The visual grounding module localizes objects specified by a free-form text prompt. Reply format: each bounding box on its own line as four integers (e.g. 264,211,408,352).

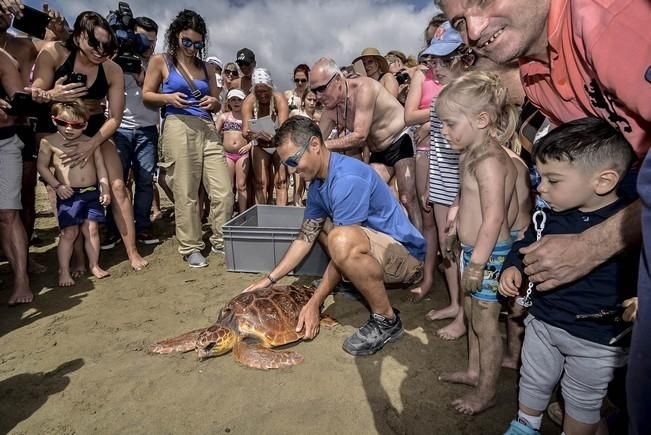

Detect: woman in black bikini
30,11,148,271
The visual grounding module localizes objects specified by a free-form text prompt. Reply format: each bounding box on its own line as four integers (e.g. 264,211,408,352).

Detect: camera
106,2,150,74
5,92,40,117
395,70,410,86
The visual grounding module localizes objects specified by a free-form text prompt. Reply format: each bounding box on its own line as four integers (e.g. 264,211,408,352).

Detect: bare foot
438,370,479,386
59,270,76,287
409,282,432,303
90,266,110,279
129,254,149,271
425,305,459,321
451,390,496,415
8,283,34,305
501,355,520,370
28,256,47,274
71,267,87,278
436,320,467,341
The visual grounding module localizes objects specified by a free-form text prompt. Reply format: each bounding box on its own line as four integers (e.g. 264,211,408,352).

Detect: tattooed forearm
297,218,325,244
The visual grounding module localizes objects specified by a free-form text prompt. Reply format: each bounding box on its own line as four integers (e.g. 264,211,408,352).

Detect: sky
20,0,440,90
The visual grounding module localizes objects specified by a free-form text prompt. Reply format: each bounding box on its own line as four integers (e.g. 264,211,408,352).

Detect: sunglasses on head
180,37,204,50
294,78,307,84
53,117,87,129
312,73,338,94
282,136,313,168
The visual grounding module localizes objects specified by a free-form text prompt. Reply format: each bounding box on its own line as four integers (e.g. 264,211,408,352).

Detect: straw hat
353,48,389,74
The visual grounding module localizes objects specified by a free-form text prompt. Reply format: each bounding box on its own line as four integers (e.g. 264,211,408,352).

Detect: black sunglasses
224,69,239,76
312,74,337,94
180,37,204,50
85,32,116,57
294,78,307,84
282,136,313,168
237,60,251,67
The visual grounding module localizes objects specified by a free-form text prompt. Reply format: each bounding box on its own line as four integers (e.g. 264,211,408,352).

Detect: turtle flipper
149,328,207,354
233,341,304,370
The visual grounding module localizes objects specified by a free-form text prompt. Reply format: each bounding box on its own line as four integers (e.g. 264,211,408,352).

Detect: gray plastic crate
223,205,329,275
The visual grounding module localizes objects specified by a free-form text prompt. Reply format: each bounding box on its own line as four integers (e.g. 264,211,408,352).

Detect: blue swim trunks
461,239,513,302
56,186,105,229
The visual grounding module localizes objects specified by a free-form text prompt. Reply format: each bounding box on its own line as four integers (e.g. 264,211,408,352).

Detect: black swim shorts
369,133,414,167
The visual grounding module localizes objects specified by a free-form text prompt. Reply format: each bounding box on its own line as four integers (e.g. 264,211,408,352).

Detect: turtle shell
219,285,315,347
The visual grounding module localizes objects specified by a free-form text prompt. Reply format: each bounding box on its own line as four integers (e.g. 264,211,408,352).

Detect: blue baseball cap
421,21,463,57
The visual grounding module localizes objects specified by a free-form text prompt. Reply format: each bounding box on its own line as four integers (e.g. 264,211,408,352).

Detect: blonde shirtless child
435,71,519,415
36,101,110,286
215,89,251,213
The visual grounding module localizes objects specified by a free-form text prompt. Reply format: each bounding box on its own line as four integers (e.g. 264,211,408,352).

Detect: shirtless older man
311,57,422,231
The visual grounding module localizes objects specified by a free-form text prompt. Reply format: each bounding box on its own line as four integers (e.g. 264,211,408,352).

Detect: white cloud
40,0,439,90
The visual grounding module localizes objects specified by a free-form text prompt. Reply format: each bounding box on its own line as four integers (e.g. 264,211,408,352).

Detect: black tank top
53,49,109,100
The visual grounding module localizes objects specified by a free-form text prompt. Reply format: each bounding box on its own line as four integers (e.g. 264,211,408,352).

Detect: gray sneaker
342,311,403,356
184,251,208,268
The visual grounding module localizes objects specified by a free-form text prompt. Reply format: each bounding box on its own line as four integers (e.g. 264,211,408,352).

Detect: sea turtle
149,285,332,370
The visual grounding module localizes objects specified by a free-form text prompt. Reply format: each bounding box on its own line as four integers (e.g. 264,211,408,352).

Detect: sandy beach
0,185,559,435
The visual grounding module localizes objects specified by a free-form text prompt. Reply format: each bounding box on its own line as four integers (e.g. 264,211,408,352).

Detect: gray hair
313,57,341,78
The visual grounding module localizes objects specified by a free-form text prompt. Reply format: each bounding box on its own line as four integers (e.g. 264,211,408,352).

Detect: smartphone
6,92,39,117
11,5,50,40
64,73,87,86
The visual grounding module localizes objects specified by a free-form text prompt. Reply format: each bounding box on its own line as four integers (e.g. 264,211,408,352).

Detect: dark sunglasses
237,60,251,67
85,32,116,57
224,69,239,76
294,78,307,84
180,37,204,50
282,136,313,168
312,74,337,94
52,117,87,129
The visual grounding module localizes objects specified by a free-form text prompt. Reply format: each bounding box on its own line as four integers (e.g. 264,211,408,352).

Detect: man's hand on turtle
296,300,320,339
242,276,273,293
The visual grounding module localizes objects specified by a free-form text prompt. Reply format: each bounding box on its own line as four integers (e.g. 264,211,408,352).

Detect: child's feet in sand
451,390,496,415
438,370,479,386
129,254,149,271
436,320,467,341
59,270,76,287
90,266,110,279
409,283,432,303
71,267,86,278
426,305,459,321
8,283,34,305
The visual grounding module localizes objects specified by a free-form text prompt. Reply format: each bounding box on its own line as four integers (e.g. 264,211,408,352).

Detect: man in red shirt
438,0,650,433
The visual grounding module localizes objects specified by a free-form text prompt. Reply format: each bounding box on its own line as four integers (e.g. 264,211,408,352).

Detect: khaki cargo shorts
360,226,423,285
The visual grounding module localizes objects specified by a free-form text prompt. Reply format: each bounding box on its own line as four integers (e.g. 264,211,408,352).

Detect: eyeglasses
312,74,337,94
282,136,313,168
53,117,87,130
180,37,204,50
294,78,307,84
224,69,239,77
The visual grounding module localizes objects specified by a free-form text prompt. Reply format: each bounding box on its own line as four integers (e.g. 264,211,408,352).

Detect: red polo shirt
520,0,651,159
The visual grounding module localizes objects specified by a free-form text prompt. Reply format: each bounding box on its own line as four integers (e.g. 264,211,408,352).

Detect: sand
0,185,560,435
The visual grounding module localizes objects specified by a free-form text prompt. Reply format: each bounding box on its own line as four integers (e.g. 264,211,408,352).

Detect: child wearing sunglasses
36,101,111,287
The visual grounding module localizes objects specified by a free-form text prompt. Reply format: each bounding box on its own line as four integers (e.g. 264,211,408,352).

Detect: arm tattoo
297,218,325,244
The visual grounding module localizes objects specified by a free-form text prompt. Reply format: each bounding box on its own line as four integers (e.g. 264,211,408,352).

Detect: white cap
206,56,223,70
226,88,246,100
251,68,274,88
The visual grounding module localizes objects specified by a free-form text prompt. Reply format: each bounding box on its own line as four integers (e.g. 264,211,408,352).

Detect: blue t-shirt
304,152,426,260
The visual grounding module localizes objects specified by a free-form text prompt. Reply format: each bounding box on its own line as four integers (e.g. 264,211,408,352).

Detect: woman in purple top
143,9,232,268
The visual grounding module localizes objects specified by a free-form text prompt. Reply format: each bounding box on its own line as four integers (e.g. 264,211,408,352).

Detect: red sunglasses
52,117,87,129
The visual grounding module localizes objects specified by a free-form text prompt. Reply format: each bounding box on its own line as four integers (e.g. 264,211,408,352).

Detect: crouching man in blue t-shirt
244,116,426,356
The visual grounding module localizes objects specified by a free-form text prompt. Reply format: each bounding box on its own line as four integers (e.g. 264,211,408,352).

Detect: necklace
335,80,348,138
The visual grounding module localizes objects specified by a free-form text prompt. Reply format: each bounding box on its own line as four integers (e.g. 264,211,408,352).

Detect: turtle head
195,325,236,360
